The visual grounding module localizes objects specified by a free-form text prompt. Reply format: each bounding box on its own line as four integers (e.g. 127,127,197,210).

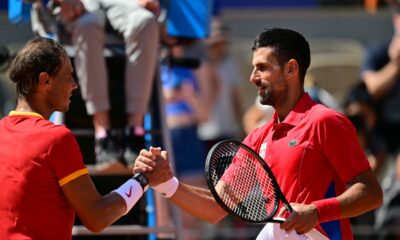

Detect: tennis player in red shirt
0,37,170,240
134,28,383,239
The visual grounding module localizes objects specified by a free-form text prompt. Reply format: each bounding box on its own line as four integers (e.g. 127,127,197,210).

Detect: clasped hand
133,147,174,187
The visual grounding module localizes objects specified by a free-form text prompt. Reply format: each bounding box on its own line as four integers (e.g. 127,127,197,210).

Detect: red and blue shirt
243,93,370,240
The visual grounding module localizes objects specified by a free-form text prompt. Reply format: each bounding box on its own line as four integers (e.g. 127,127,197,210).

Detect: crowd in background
1,0,400,239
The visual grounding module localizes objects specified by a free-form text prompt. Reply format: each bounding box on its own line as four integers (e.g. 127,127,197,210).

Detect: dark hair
252,28,311,82
8,37,67,98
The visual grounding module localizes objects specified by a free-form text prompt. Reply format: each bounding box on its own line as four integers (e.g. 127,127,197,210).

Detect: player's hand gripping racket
205,140,292,223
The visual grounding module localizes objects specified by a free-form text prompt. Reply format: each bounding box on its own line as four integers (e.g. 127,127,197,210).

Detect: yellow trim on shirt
59,168,89,186
9,111,44,119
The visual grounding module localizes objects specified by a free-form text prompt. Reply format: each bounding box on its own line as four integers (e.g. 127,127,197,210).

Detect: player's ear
285,59,298,79
38,72,50,86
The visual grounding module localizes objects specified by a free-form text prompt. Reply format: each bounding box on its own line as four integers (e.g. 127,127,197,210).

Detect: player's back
0,114,76,240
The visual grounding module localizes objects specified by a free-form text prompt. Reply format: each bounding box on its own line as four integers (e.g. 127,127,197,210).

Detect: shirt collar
272,93,316,128
9,111,44,119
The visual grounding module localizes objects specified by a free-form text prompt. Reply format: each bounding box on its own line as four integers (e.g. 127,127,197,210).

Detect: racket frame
205,140,293,224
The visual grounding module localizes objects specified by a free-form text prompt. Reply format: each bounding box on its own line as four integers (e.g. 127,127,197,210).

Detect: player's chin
259,94,271,105
57,103,70,113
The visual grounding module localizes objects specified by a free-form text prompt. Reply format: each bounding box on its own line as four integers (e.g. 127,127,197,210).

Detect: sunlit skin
15,56,78,120
250,47,287,106
249,47,303,122
45,57,78,113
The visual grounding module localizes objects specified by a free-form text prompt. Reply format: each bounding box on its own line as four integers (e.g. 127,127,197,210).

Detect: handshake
132,147,179,198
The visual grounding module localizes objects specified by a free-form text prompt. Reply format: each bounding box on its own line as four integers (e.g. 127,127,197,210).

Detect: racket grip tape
312,198,341,223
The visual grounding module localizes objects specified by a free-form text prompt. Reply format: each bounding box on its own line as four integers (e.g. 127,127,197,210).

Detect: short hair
8,37,68,98
252,28,311,82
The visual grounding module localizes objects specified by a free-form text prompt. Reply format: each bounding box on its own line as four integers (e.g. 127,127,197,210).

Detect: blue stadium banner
166,0,213,39
8,0,32,24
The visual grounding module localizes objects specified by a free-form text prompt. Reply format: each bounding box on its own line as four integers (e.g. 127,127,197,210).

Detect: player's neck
276,89,304,123
15,98,51,120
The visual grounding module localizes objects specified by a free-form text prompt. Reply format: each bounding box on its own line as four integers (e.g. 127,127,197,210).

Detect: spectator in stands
361,1,400,237
342,82,387,238
0,46,16,118
31,0,160,172
197,20,245,152
160,41,209,240
242,96,275,135
343,82,387,175
361,0,400,176
160,42,207,182
0,36,169,239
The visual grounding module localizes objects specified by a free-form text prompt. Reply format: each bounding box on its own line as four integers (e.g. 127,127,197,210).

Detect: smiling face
46,57,78,113
250,47,288,108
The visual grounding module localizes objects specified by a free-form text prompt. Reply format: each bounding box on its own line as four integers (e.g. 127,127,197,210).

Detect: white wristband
153,177,179,198
113,179,144,215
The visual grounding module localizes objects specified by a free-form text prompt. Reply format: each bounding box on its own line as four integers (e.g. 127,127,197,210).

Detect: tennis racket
205,140,292,224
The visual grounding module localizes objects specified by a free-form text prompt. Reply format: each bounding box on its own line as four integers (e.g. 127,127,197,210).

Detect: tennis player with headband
0,37,172,240
134,28,383,239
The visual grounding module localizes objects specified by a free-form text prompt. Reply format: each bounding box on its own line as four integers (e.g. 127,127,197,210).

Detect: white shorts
256,222,329,240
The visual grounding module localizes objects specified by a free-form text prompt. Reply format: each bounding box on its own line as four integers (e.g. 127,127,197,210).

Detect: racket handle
284,202,293,213
271,217,286,223
279,190,293,212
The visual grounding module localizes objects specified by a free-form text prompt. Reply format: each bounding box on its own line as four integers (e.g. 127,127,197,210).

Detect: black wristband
133,173,148,191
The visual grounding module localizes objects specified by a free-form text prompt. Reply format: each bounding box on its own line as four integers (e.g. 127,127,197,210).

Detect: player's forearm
64,175,143,232
78,192,127,232
169,183,227,224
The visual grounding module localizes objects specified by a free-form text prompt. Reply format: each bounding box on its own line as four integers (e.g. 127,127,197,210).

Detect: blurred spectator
0,46,10,67
304,75,341,112
160,42,207,181
242,96,275,135
31,0,160,172
160,42,208,240
343,81,387,176
343,82,388,239
0,46,16,119
361,0,400,166
198,20,245,152
361,1,400,238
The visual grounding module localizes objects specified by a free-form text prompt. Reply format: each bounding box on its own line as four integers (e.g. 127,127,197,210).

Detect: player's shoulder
40,121,74,139
308,103,347,125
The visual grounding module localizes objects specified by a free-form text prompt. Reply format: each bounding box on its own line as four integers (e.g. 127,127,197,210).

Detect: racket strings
209,143,279,222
